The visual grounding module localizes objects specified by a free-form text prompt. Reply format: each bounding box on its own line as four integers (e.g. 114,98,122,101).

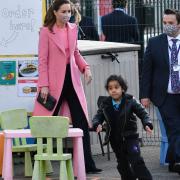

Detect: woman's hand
84,67,92,85
40,87,49,103
96,124,102,133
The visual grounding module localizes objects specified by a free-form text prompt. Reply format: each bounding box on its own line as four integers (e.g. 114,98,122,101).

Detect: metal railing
45,0,180,145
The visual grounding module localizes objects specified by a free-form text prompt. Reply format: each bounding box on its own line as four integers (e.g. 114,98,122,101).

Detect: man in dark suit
140,9,180,174
101,0,139,43
70,0,99,41
79,16,99,41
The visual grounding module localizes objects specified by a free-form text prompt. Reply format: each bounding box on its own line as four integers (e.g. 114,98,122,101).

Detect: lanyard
169,44,180,61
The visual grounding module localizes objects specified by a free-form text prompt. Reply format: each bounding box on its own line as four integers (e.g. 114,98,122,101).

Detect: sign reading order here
0,0,43,55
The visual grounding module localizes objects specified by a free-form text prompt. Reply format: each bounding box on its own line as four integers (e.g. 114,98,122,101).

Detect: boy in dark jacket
93,75,153,180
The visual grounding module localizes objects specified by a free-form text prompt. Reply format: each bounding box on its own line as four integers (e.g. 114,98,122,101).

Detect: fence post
135,0,144,76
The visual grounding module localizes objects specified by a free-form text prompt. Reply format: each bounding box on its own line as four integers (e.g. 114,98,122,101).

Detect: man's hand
141,98,150,108
145,126,153,135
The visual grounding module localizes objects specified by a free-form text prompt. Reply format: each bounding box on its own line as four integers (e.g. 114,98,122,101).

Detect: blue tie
114,104,119,111
171,39,180,93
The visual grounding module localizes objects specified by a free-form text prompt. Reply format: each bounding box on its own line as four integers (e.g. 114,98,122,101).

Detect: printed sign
0,0,43,55
0,61,16,85
18,59,38,77
18,79,38,97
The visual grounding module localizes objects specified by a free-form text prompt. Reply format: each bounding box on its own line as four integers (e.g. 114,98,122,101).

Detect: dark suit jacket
79,16,99,41
140,33,170,107
101,10,139,43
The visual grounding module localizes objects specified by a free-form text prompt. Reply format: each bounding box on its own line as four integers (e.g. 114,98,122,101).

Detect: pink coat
33,23,91,127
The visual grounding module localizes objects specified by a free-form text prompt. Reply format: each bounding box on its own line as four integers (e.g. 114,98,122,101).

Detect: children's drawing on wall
18,79,37,97
0,61,16,85
18,59,38,77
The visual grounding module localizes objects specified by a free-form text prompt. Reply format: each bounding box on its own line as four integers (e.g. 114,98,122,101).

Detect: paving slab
1,146,180,180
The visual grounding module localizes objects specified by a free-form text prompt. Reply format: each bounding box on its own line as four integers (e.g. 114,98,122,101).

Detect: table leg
73,137,86,180
2,136,6,178
73,137,78,177
3,138,13,180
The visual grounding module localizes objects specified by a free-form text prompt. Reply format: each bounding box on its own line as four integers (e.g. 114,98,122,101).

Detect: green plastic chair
0,109,52,177
30,116,74,180
0,109,35,176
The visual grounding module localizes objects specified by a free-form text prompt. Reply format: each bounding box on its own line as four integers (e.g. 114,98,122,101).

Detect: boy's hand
145,126,153,135
96,124,102,133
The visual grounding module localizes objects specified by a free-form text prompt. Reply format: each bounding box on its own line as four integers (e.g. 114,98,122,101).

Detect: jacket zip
102,100,127,143
102,108,111,143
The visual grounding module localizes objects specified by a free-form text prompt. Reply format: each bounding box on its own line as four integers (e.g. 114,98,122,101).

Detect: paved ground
2,146,180,180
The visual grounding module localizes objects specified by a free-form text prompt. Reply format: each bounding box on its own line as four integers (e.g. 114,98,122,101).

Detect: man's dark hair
112,0,127,9
164,9,180,24
105,74,128,92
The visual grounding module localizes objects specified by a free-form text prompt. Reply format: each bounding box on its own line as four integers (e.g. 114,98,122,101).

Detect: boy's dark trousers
110,137,152,180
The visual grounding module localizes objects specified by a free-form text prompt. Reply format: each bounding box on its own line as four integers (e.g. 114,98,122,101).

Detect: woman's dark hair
71,0,80,3
105,74,128,92
44,0,71,32
164,9,180,24
112,0,127,9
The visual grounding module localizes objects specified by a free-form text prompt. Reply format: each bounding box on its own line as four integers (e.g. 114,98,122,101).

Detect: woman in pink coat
33,0,102,173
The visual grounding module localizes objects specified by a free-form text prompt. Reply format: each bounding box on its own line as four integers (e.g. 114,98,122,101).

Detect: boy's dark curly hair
105,74,128,92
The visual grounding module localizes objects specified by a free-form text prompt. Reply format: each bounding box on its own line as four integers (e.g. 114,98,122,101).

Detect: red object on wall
99,0,112,16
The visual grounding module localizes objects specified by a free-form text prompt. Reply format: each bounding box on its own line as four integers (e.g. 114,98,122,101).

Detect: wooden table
2,128,86,180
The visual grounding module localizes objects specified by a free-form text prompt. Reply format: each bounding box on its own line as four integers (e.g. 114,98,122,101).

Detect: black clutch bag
37,92,57,111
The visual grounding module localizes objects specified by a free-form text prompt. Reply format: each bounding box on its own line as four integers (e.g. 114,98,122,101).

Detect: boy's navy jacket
92,94,153,145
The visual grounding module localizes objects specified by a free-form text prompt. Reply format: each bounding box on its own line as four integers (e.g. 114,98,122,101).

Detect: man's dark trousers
158,94,180,163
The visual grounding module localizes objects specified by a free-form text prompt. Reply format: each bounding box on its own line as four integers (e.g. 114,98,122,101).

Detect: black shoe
86,167,102,174
169,163,180,175
168,163,175,172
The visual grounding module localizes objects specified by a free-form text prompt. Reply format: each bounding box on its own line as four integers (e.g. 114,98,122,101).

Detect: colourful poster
18,79,38,97
0,61,16,85
18,59,38,78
